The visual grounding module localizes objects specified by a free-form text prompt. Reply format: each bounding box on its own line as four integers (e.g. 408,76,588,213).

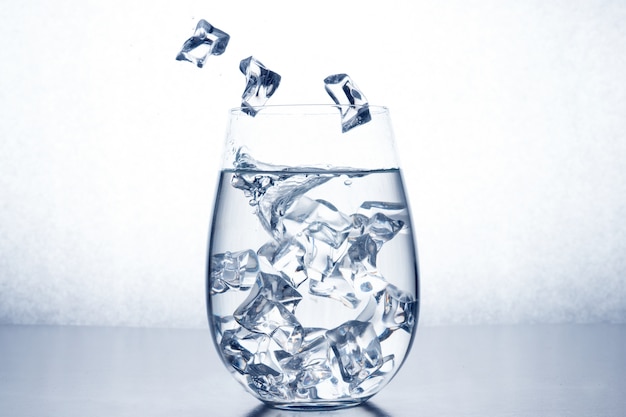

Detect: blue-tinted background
1,0,625,327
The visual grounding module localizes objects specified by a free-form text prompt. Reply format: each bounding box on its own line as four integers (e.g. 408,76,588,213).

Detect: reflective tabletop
1,324,624,416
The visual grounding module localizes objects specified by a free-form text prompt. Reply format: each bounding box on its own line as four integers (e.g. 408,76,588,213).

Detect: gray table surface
0,323,624,417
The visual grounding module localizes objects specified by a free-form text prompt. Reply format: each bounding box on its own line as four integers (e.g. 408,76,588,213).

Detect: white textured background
1,0,625,327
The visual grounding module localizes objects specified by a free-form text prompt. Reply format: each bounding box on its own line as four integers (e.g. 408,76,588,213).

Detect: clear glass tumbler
206,104,419,410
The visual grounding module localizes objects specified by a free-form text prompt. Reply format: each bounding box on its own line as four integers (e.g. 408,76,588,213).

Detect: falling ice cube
326,320,383,384
239,56,282,116
176,19,230,68
323,73,372,133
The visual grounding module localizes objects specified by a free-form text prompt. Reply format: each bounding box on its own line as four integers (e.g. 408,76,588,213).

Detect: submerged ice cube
232,171,334,239
234,272,304,353
220,327,276,375
234,295,303,353
323,74,372,133
366,213,405,245
176,19,230,68
231,172,280,207
248,372,292,402
381,284,417,332
369,284,418,342
347,234,378,266
258,239,308,288
302,235,349,283
284,197,353,248
279,334,333,389
358,201,410,234
257,272,303,312
239,56,282,116
326,320,383,383
350,354,395,396
309,269,360,309
210,250,259,294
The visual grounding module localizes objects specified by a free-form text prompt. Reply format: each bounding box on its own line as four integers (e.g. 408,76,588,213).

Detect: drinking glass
206,104,419,410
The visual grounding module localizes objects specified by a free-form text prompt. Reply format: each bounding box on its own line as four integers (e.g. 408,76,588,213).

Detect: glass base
265,398,367,411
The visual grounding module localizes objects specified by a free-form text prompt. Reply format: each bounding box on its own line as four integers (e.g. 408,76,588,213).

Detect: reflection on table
0,324,624,416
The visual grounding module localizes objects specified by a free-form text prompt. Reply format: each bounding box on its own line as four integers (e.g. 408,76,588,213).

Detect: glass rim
228,103,390,115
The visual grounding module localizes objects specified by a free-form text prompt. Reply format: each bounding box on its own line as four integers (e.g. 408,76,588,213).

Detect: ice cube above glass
206,104,420,410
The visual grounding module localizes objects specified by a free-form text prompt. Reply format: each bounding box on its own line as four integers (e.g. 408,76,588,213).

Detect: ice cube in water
326,320,383,383
210,250,259,294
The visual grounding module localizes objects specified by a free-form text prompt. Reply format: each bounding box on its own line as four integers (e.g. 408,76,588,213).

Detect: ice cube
279,334,333,389
350,355,395,396
368,283,418,342
254,174,334,239
347,234,378,266
239,56,282,116
257,239,308,288
231,172,279,206
258,272,303,313
366,213,405,245
352,203,408,251
303,236,349,283
308,269,360,309
353,270,388,299
234,295,303,353
323,73,372,132
355,295,379,323
306,221,351,250
212,314,240,337
248,372,293,402
220,327,274,375
234,272,304,353
284,197,353,248
358,201,410,235
345,234,389,299
210,250,259,294
360,201,406,211
232,170,335,239
381,284,417,332
176,19,230,68
326,320,383,383
239,271,302,315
